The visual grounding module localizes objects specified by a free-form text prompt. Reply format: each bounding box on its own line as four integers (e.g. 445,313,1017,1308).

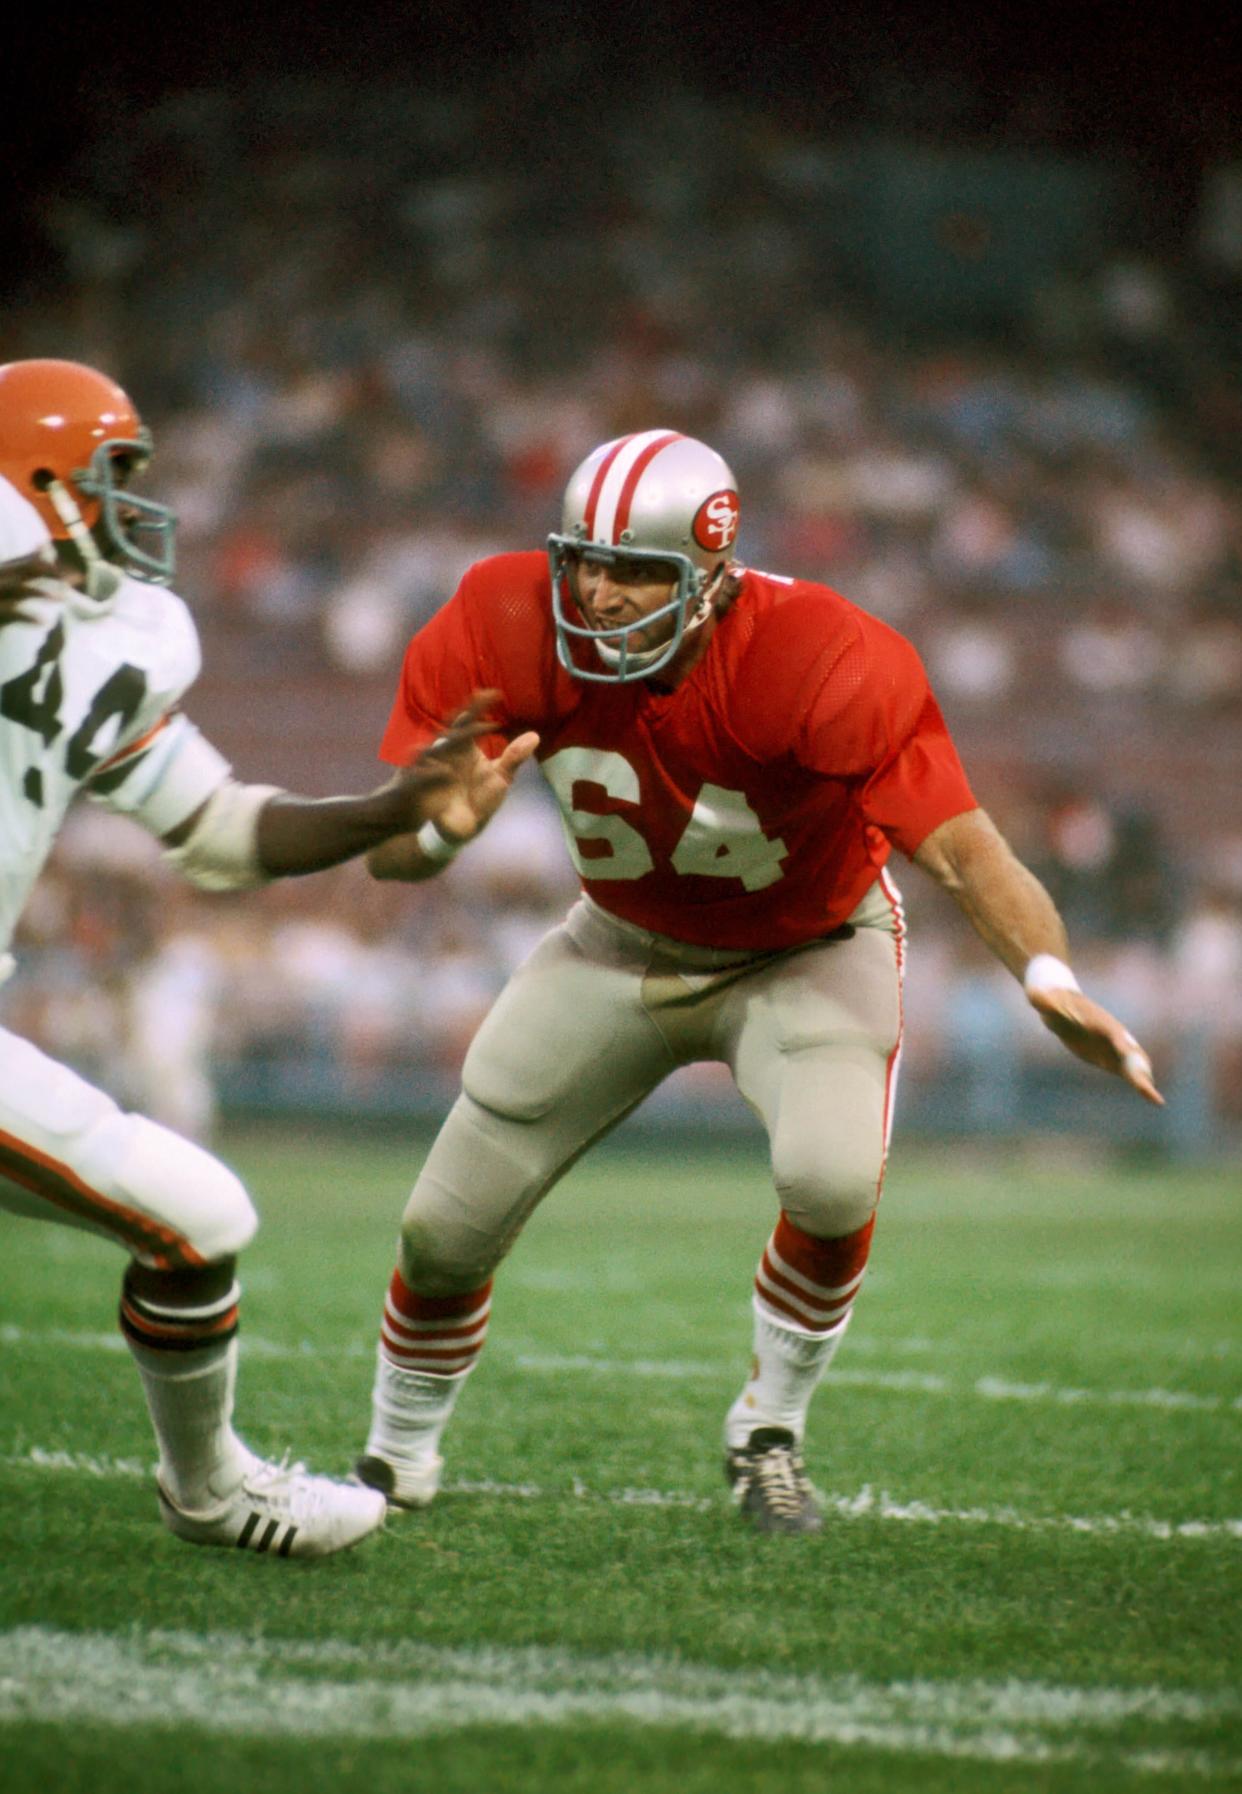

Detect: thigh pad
463,926,666,1122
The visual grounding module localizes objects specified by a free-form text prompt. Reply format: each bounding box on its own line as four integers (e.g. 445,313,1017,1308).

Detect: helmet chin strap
42,479,119,602
592,591,714,673
592,568,725,674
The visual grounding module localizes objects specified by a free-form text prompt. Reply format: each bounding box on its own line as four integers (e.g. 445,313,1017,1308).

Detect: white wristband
1023,953,1081,997
416,818,462,864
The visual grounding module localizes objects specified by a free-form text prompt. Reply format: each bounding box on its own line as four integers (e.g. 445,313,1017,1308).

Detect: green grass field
1,1128,1239,1793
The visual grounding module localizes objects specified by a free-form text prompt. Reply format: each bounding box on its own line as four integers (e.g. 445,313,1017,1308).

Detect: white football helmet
548,430,740,683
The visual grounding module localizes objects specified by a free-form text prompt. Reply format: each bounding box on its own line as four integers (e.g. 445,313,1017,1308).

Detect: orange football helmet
0,358,175,582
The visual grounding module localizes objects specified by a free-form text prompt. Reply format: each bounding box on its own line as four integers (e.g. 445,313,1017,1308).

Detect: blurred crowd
3,81,1239,1149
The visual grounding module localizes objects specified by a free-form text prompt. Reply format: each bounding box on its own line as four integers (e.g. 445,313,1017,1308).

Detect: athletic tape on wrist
416,818,462,863
1023,953,1081,997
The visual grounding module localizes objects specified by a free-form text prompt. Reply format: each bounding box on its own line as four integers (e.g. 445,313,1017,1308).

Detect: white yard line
0,1322,366,1361
512,1351,1240,1415
3,1447,1239,1543
3,1323,1237,1412
0,1627,1235,1777
6,1447,149,1480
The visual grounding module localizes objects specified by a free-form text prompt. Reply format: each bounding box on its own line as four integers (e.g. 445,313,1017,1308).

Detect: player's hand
385,692,497,811
398,690,541,844
1027,987,1164,1106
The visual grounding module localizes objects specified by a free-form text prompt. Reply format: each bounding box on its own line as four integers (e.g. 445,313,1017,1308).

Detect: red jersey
380,552,976,950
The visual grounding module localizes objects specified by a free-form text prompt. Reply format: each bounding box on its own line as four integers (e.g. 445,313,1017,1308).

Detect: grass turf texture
1,1127,1239,1792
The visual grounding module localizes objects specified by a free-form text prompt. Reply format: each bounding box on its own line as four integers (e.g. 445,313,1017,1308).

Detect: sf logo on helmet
692,489,740,553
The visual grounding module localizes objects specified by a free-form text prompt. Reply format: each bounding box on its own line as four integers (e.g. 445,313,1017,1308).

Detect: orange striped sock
120,1260,249,1508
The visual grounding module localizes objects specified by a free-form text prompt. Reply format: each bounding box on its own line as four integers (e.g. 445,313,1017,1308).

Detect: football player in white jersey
0,359,537,1558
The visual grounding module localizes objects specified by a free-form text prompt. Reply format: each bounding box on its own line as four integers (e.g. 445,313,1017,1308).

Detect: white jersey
0,573,230,958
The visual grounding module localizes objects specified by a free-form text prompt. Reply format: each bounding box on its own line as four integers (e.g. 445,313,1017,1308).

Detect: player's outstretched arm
158,691,537,888
913,807,1164,1106
366,692,541,883
251,691,537,878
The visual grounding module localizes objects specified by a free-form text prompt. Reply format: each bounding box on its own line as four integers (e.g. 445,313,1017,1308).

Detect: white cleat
158,1455,387,1558
351,1450,443,1510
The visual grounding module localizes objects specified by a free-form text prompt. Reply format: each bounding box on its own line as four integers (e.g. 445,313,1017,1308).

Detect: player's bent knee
397,1207,500,1294
115,1116,257,1261
773,1155,879,1239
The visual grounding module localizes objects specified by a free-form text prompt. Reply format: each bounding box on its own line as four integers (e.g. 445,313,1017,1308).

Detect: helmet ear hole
0,359,175,581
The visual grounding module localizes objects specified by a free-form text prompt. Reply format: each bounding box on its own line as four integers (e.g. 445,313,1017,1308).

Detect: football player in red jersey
353,429,1162,1534
0,361,537,1557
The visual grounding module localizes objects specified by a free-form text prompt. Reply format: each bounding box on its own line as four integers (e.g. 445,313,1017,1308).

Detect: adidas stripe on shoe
158,1454,386,1558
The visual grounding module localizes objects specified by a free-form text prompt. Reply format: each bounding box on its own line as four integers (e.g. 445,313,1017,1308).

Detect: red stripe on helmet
612,432,682,541
581,436,635,539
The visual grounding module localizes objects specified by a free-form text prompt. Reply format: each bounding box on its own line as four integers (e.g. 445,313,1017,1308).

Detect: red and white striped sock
366,1269,492,1470
725,1212,875,1449
380,1269,493,1374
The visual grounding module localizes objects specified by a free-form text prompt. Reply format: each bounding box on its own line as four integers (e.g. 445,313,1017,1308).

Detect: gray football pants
397,881,904,1293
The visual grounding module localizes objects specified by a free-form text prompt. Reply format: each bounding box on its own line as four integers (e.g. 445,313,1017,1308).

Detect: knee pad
398,1207,502,1295
771,1143,879,1239
395,1093,552,1293
111,1115,257,1264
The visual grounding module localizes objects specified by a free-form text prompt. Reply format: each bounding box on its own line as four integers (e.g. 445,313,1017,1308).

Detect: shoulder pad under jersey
77,573,203,716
